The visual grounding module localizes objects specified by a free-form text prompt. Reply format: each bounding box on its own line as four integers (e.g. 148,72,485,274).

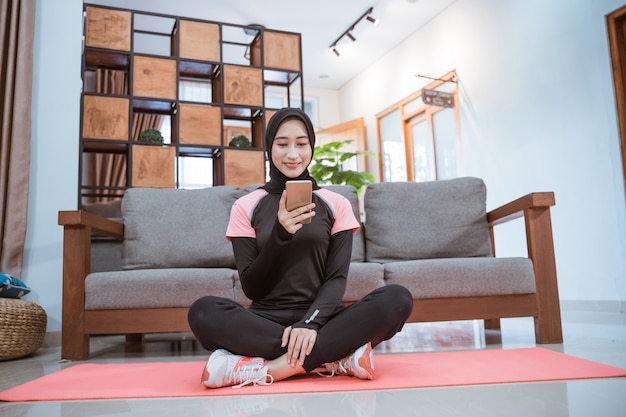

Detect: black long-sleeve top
226,188,359,330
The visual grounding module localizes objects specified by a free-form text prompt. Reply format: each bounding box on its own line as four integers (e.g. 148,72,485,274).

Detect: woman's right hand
278,190,315,234
281,326,317,367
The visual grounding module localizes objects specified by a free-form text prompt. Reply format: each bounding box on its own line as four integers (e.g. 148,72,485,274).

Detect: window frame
376,70,460,182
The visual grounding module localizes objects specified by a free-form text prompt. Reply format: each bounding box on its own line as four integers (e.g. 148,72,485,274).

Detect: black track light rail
329,7,377,56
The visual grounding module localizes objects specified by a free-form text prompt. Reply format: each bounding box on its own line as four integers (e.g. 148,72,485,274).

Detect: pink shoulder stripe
314,188,360,235
225,189,267,239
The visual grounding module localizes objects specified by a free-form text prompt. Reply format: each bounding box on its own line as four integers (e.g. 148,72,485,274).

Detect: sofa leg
534,314,563,344
62,331,90,361
525,206,563,344
125,333,145,353
484,318,501,331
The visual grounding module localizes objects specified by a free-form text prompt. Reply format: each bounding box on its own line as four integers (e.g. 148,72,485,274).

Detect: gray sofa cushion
122,187,240,270
233,275,252,307
323,185,365,262
384,257,536,298
363,177,492,262
91,239,123,273
85,268,237,309
343,262,385,302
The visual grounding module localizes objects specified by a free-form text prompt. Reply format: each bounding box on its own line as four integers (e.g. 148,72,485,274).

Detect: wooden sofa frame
58,191,562,361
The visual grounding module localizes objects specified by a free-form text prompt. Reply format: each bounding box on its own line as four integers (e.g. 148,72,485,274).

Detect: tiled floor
1,307,625,417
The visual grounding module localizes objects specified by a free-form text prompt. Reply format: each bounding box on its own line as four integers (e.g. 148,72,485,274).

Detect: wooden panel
133,56,177,100
179,104,221,146
223,149,265,188
85,6,131,51
251,35,262,66
82,95,129,140
223,65,263,106
179,20,220,61
406,295,538,323
131,145,176,188
251,116,264,148
263,31,300,71
265,109,277,126
85,308,191,334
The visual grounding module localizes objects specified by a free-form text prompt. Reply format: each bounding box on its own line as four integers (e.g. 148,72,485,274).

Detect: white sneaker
319,343,375,380
201,349,274,388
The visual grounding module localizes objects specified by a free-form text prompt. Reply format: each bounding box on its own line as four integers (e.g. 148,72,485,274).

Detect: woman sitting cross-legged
187,107,413,388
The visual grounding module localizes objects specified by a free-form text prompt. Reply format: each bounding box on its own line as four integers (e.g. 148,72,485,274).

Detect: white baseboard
560,300,626,313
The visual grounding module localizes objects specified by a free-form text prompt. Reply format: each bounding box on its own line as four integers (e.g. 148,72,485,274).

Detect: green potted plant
228,135,252,148
310,139,375,196
138,128,164,144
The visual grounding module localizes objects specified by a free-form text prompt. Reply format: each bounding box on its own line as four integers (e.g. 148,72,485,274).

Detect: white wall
24,0,83,333
23,0,626,335
305,86,341,130
338,0,626,302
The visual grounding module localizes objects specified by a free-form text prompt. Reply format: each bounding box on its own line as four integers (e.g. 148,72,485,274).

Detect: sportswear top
226,188,359,330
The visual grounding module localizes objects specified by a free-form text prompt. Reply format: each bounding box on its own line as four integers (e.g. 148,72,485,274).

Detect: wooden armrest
59,210,125,359
487,192,555,226
486,191,562,342
58,210,123,239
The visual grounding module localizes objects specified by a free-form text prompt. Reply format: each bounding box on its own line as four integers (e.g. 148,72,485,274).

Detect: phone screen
285,180,313,224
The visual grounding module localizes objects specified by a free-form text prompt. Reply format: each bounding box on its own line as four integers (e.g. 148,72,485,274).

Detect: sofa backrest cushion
363,177,492,263
322,185,365,262
122,186,241,270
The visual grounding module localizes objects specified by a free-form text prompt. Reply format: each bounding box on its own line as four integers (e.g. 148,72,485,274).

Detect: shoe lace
229,367,274,389
316,357,351,378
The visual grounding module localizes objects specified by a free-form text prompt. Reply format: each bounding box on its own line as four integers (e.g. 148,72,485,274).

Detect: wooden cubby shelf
79,4,304,204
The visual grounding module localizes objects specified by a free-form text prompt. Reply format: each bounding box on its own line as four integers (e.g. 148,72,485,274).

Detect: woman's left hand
281,326,317,367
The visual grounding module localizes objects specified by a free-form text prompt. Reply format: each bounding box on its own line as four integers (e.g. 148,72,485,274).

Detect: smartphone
285,180,313,224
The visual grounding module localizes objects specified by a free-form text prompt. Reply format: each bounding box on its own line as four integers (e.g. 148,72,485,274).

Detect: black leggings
187,284,413,373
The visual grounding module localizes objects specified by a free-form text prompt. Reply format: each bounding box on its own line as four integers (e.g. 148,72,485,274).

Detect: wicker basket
0,298,47,361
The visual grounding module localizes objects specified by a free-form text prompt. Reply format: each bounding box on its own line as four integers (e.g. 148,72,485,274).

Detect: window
265,91,319,128
377,71,460,182
379,109,406,181
178,156,213,189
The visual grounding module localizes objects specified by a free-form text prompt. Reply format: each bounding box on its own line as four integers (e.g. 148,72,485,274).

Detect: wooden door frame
375,70,458,182
607,5,626,190
404,110,436,182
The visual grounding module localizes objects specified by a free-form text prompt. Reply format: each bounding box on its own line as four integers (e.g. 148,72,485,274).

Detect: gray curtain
0,0,35,277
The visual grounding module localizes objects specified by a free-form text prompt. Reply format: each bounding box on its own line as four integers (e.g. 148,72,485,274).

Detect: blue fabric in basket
0,272,31,298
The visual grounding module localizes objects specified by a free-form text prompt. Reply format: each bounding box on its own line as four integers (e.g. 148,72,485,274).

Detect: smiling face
271,118,313,178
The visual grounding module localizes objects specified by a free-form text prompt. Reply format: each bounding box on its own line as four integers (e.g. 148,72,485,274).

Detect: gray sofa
58,177,563,360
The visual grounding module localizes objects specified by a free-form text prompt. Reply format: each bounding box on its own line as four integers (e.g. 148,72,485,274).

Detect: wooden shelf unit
79,4,304,204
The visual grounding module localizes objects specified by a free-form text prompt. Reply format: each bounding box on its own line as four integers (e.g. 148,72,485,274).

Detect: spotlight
366,15,378,26
347,32,356,42
332,46,340,56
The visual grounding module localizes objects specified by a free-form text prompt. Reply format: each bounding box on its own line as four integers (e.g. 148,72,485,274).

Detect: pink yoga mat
1,348,625,402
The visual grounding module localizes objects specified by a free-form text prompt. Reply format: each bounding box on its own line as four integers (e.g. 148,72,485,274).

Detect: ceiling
86,0,457,89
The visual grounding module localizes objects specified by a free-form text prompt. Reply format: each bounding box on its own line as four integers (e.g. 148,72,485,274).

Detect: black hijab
262,107,320,194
